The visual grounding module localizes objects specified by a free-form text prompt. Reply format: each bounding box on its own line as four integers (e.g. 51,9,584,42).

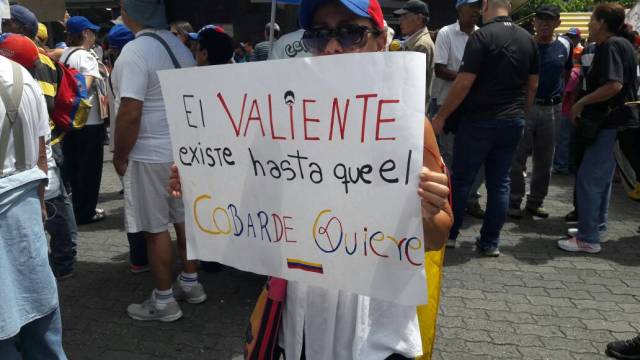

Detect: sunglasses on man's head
302,24,381,54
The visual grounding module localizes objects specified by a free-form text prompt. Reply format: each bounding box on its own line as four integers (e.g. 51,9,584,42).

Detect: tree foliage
517,0,637,16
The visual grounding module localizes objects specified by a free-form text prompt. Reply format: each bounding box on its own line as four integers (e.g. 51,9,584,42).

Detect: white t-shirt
432,21,478,105
280,282,422,360
0,57,50,177
269,30,311,60
61,47,103,126
43,133,61,200
111,29,196,163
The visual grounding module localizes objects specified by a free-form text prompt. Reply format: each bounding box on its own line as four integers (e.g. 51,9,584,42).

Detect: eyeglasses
302,24,381,54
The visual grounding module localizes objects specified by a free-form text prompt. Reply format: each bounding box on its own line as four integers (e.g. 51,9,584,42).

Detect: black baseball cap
393,0,429,17
535,4,561,19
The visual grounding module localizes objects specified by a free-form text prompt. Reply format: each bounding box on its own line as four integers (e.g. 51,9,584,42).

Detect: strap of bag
139,32,182,69
0,61,25,177
62,48,82,67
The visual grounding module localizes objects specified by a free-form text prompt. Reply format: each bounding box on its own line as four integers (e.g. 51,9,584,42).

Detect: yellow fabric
38,80,56,98
38,53,56,71
417,247,446,360
37,23,48,43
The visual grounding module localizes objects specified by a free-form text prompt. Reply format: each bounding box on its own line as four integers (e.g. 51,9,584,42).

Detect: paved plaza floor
59,153,640,359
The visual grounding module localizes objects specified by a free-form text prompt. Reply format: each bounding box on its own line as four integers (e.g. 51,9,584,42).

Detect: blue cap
66,16,100,34
190,25,225,41
123,0,168,30
108,24,135,49
456,0,480,8
10,5,39,39
299,0,385,30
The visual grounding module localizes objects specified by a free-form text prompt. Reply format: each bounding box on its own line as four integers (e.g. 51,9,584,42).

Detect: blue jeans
553,115,573,174
45,183,77,276
449,118,525,249
0,308,67,360
576,129,617,244
434,102,485,207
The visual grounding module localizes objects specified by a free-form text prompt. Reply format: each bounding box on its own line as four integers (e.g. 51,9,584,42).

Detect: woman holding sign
169,0,451,358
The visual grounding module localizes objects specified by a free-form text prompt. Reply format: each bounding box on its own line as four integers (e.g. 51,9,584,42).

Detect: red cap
300,0,385,31
0,33,39,69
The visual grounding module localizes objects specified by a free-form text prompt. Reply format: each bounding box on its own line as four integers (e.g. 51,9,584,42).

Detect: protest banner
159,52,428,305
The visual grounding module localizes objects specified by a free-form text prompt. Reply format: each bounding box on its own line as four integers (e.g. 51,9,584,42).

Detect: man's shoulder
413,30,434,49
255,41,270,50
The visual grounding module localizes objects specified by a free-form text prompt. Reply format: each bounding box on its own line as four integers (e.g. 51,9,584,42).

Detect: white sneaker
446,239,456,249
173,282,207,304
567,228,608,243
127,293,183,322
557,237,602,254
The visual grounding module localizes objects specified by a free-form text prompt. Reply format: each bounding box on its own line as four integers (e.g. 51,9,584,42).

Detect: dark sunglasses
302,24,381,54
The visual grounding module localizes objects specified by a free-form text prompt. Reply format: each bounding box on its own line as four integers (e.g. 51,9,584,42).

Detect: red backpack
51,49,92,131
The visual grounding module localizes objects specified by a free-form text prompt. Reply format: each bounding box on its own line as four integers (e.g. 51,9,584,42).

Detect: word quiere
312,209,423,267
182,92,401,143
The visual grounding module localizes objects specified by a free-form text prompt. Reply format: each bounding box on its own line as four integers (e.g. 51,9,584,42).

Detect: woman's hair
593,3,635,43
65,32,84,47
170,20,194,37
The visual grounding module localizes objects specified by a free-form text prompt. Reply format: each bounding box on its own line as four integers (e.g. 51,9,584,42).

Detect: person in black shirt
509,5,573,220
432,0,539,256
558,3,639,255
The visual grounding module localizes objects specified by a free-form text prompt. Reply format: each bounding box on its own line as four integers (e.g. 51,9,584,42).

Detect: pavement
58,151,640,359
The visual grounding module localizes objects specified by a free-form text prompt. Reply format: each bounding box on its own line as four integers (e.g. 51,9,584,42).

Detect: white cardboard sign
159,52,428,305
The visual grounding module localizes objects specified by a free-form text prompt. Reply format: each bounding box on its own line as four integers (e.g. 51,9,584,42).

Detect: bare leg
174,223,198,274
145,231,173,291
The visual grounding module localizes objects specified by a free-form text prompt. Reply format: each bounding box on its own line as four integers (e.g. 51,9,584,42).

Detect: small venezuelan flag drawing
286,258,324,274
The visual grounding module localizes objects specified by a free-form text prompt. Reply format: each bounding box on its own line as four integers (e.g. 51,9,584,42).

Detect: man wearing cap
509,4,573,219
194,25,234,66
432,0,484,234
394,0,435,112
113,0,205,322
60,16,106,226
432,0,539,256
2,5,39,39
252,22,281,62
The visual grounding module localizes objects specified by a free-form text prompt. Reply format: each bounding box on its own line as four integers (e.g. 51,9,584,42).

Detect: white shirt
0,57,50,177
43,133,61,200
61,47,103,126
269,30,311,60
432,21,478,105
280,282,422,360
112,29,196,163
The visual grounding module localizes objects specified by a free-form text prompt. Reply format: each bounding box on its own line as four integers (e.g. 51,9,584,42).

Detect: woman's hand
418,167,450,221
168,164,182,199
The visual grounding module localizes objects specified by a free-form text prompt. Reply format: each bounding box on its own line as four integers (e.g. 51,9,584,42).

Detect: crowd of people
0,0,639,358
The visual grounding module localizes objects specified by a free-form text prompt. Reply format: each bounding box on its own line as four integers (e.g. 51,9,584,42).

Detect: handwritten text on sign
159,52,427,305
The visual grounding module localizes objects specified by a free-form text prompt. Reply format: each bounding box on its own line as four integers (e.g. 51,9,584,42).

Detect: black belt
535,96,562,106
